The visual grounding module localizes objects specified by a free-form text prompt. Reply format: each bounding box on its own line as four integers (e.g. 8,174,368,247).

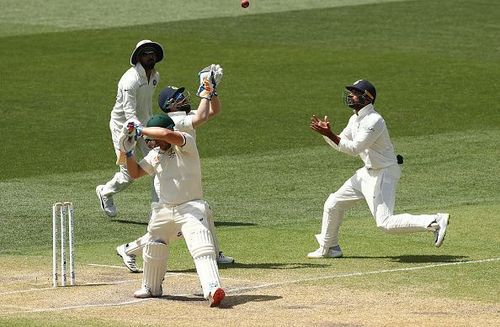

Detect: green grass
0,0,499,325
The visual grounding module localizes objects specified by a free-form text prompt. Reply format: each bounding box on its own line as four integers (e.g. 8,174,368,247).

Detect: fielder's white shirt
139,133,203,206
110,63,160,126
323,104,397,169
168,111,196,136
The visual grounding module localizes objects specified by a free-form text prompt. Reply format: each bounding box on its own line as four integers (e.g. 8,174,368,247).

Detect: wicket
52,202,75,287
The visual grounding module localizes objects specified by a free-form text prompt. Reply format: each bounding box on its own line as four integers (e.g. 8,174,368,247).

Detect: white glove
118,120,142,155
124,118,143,139
211,64,223,86
196,65,216,100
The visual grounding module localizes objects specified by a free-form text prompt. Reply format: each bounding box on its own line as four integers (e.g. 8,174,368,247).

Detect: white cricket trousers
317,165,437,248
146,200,221,298
124,200,221,256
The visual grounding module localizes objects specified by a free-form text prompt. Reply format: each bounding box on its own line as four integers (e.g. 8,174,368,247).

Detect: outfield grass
0,0,499,325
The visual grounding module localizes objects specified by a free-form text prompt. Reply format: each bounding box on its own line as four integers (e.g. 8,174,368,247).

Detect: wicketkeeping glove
211,64,223,85
196,65,216,100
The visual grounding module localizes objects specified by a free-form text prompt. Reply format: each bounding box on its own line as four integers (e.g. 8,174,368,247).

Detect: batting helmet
345,79,376,103
146,114,175,130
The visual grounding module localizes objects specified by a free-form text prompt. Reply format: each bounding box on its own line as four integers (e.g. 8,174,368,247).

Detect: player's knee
376,215,392,233
143,241,169,262
324,194,346,213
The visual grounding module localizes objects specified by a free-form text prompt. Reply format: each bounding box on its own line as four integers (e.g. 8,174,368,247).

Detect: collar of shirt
134,63,155,79
356,103,375,120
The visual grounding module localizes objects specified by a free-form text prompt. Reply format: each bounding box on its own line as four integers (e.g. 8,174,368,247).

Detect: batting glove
118,129,137,155
196,65,216,100
124,118,143,139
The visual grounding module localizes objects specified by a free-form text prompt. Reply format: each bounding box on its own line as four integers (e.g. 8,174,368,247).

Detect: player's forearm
142,127,185,146
192,98,210,128
209,95,221,119
125,154,146,179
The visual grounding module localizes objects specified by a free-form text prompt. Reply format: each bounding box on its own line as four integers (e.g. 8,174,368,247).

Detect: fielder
118,113,225,307
116,65,234,272
308,79,449,258
96,39,163,217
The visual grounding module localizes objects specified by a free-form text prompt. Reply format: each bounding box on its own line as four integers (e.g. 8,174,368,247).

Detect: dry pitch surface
1,257,498,326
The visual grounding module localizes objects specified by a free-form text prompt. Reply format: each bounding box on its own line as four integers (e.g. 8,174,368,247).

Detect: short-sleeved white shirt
323,104,397,169
168,111,197,137
139,133,203,205
110,63,160,127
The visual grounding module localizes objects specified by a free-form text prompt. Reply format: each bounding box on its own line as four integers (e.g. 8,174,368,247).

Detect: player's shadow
160,294,281,308
112,220,256,227
214,222,257,227
347,254,468,263
169,262,329,273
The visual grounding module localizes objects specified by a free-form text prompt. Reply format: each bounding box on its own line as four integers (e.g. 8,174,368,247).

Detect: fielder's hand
196,65,217,99
211,64,223,86
310,115,332,136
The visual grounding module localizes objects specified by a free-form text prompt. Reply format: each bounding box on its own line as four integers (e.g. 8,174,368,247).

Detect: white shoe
208,287,225,307
434,213,450,247
307,245,343,259
116,244,140,273
134,286,162,298
96,185,117,217
217,251,235,264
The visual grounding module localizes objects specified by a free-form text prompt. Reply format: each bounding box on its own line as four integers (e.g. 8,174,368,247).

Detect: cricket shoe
96,185,117,217
433,213,450,247
133,286,163,298
217,251,235,264
307,245,343,259
208,287,225,307
116,244,140,273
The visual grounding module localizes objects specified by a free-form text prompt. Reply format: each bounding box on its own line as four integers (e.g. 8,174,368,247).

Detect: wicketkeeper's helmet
146,114,175,130
158,86,191,113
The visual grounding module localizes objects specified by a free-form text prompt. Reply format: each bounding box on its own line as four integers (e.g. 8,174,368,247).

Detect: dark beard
143,60,156,70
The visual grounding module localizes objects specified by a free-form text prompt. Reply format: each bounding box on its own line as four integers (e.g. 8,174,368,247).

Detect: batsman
308,79,450,258
117,112,225,306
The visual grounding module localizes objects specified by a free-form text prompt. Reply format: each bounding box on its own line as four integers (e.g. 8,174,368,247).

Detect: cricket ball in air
241,0,249,8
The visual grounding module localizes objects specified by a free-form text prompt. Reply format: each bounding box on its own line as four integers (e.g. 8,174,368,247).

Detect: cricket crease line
226,257,500,294
87,263,253,282
0,280,138,296
0,298,152,315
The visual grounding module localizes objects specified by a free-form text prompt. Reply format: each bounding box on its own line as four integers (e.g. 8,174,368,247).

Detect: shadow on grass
112,220,257,227
169,262,330,273
347,255,468,263
112,219,148,226
160,294,282,308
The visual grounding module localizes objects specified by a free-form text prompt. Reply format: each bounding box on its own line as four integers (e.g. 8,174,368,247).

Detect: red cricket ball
241,0,249,8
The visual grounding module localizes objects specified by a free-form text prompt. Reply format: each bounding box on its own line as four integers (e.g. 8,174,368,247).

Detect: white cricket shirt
168,111,196,136
110,63,160,126
323,104,398,169
139,133,203,205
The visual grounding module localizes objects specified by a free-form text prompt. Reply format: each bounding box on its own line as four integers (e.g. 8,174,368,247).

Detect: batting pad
184,227,220,298
185,228,215,259
142,241,169,296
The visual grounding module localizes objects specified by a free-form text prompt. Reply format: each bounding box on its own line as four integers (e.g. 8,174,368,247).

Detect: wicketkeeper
308,79,449,258
118,112,225,307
